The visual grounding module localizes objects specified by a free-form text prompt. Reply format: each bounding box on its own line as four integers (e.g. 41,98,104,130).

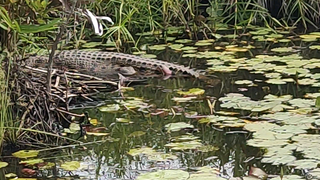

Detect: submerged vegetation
2,0,320,179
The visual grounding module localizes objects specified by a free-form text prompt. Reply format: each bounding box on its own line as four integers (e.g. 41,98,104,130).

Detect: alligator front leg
158,65,172,76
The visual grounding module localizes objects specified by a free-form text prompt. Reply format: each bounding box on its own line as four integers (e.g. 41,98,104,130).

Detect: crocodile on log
25,50,200,78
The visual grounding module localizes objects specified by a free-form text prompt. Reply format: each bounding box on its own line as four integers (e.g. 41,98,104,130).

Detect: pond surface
4,27,320,180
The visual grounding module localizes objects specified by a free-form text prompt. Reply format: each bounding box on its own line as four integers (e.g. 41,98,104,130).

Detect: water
4,30,320,179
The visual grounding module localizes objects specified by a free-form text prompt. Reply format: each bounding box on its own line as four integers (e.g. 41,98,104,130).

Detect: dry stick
55,108,85,117
46,27,63,96
63,72,70,111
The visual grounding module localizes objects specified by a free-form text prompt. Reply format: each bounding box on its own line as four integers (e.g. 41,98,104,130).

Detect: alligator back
56,50,200,77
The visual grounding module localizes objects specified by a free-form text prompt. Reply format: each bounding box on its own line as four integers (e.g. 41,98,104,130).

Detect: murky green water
5,28,320,179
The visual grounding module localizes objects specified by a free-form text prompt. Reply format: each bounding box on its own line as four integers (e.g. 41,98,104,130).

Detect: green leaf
60,161,80,171
12,150,40,159
315,96,320,108
0,161,8,168
19,19,60,33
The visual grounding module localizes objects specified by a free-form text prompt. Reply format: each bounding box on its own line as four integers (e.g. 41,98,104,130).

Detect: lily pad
165,140,203,150
271,47,293,53
177,88,205,96
165,122,194,132
0,162,8,168
136,170,189,180
60,161,80,171
12,150,40,159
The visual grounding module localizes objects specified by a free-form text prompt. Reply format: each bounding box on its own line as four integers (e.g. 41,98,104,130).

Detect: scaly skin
55,50,200,77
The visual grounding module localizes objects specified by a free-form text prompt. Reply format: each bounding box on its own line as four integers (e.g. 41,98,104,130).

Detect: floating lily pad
208,65,238,72
172,96,197,102
86,132,109,136
0,162,8,168
298,78,318,85
136,170,189,180
309,168,320,179
271,47,294,53
235,80,253,85
148,44,167,50
60,161,80,171
171,134,199,142
194,41,213,46
278,39,291,43
265,79,287,85
288,159,320,169
247,139,288,148
262,154,296,165
301,38,317,42
282,68,309,75
69,123,80,133
165,140,203,150
225,45,248,52
177,88,205,96
128,147,155,156
169,43,184,50
116,118,133,123
309,45,320,50
99,104,120,112
165,122,194,132
266,33,284,38
288,98,315,108
20,159,44,166
128,131,146,137
250,29,270,35
299,34,320,39
269,175,304,180
175,39,193,44
120,98,149,109
181,46,197,51
12,150,40,159
199,115,245,127
141,54,157,59
89,119,98,126
166,37,176,42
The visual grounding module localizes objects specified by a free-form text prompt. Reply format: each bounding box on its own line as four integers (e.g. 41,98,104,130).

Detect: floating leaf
271,47,293,52
235,80,253,85
141,54,157,59
86,132,109,136
148,44,167,50
0,162,8,168
177,88,205,96
116,118,133,123
165,140,203,150
165,122,194,132
128,147,155,156
128,131,146,137
89,119,98,126
288,159,320,169
60,161,80,171
69,123,80,133
13,150,39,159
310,45,320,50
265,79,287,85
20,159,44,166
269,175,304,180
316,96,320,108
99,104,120,112
175,39,193,44
172,96,197,102
136,170,189,180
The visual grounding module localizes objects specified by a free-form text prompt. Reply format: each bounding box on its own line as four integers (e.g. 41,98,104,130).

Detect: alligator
24,50,200,78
